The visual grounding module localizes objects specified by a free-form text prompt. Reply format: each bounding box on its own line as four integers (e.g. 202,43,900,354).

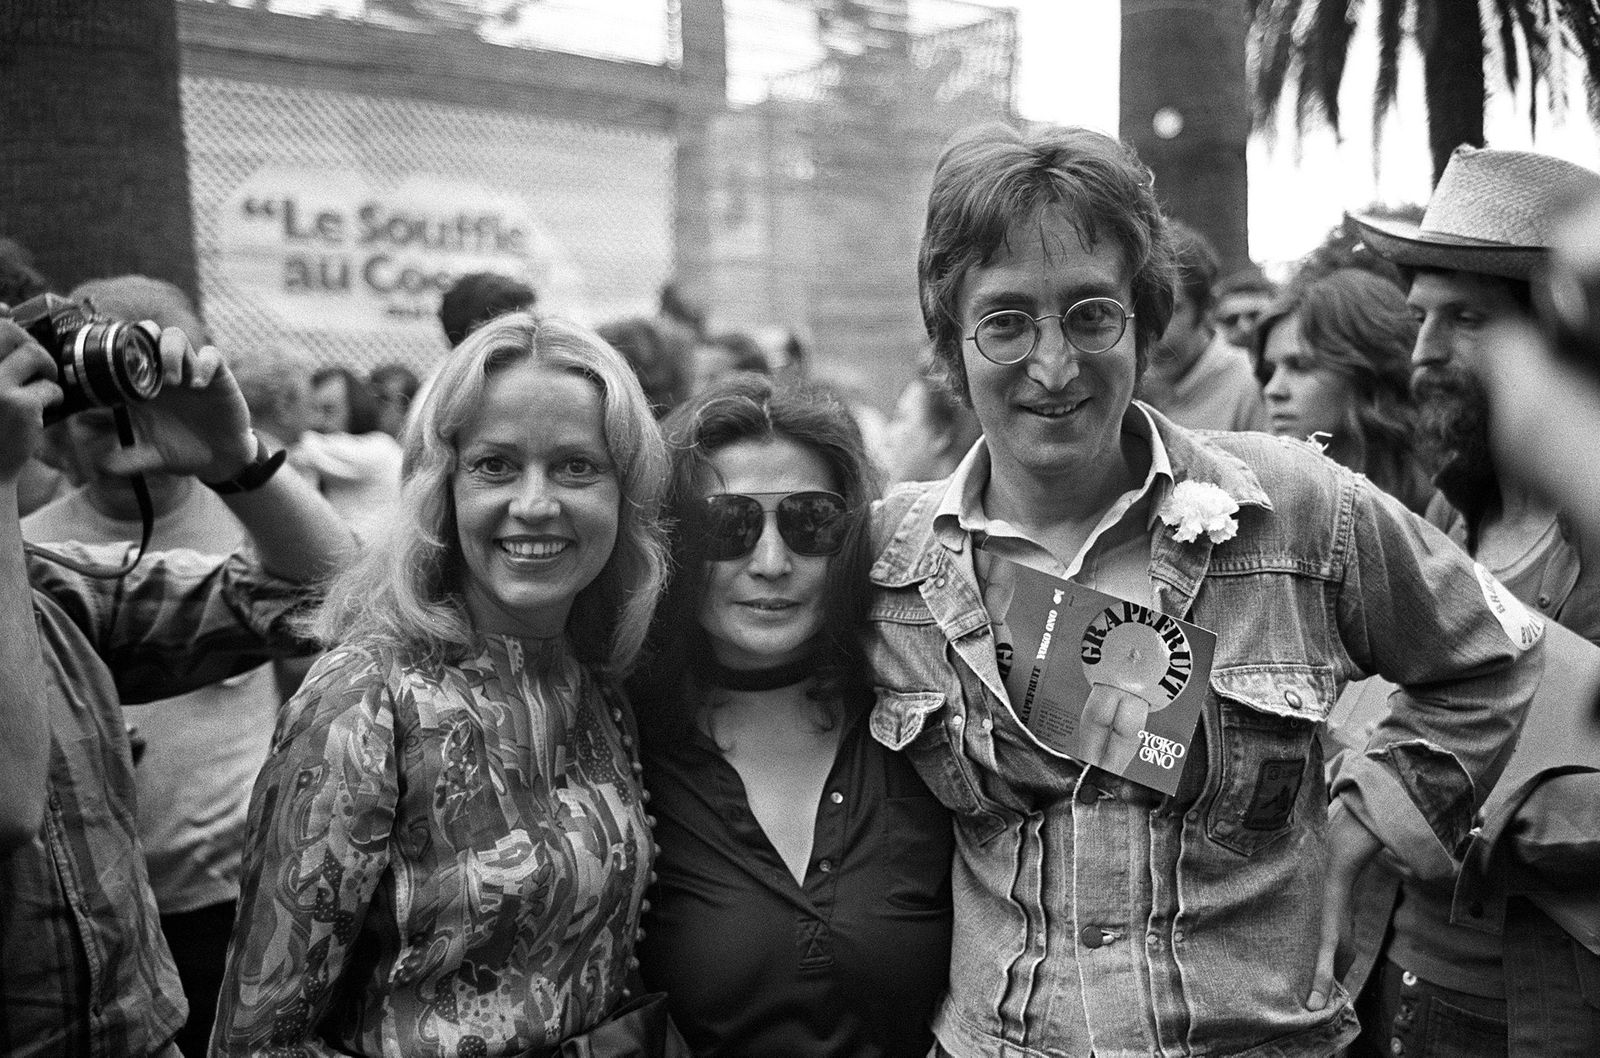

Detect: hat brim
1347,213,1546,281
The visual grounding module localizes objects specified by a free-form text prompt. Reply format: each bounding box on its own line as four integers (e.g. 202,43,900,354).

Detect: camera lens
68,320,163,407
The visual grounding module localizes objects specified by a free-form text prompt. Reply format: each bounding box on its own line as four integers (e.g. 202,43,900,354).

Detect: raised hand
98,327,256,484
0,320,62,485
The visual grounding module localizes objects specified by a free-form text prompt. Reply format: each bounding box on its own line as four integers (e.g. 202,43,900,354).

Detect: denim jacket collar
1146,409,1274,617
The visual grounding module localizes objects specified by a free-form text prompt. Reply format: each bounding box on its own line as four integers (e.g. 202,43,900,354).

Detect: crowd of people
1,120,1598,1058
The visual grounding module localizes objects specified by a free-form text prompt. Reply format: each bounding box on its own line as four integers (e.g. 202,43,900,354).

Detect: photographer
0,310,354,1058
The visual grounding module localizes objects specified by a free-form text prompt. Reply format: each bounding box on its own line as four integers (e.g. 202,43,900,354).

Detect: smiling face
1260,312,1357,443
697,437,835,670
958,207,1139,504
452,361,620,639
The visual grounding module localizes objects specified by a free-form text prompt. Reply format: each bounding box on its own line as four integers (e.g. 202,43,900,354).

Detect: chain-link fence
178,0,1015,397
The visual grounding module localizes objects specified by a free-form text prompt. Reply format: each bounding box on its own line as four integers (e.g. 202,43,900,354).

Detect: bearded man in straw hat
1345,145,1600,1057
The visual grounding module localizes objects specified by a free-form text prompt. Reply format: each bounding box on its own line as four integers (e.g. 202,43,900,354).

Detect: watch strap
202,433,287,495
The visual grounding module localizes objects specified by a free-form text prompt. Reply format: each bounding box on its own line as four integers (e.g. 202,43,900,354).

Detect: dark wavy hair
918,122,1178,401
631,374,879,736
1252,268,1432,512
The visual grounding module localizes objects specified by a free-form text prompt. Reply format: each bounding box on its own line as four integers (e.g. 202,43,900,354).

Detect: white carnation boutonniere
1159,480,1240,545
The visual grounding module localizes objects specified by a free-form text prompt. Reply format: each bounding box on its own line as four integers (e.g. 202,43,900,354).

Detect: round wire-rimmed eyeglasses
965,297,1136,365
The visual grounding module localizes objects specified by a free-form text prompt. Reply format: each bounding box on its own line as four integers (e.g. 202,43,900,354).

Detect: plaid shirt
0,543,315,1058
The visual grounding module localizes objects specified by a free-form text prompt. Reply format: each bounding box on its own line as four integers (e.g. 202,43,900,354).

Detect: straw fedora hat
1348,145,1600,280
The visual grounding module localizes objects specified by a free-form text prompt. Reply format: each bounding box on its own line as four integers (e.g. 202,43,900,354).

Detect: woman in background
632,375,952,1057
1252,267,1433,512
214,314,671,1057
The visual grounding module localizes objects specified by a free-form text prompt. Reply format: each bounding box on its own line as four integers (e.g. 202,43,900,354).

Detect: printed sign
988,555,1217,795
215,167,575,334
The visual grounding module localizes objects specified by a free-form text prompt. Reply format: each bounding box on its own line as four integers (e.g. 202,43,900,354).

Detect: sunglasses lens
702,495,764,560
776,492,848,556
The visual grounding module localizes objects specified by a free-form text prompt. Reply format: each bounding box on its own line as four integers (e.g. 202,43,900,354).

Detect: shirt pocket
1205,666,1328,857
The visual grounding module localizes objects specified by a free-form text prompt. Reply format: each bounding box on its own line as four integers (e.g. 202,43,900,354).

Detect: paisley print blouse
213,635,652,1057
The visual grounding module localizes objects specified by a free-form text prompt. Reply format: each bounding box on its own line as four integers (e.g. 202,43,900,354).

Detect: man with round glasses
864,122,1544,1057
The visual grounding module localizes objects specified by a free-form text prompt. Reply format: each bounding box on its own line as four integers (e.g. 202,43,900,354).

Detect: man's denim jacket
865,413,1542,1058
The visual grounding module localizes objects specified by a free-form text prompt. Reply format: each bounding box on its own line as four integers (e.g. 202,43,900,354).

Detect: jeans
159,900,236,1058
1353,958,1507,1058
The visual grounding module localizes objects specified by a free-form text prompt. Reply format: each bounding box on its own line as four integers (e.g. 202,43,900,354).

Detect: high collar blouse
213,634,652,1057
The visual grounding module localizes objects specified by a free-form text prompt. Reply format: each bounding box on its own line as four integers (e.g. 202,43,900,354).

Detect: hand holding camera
0,318,63,487
2,293,256,486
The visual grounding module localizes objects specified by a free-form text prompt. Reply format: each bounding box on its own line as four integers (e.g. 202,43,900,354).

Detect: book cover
988,555,1217,795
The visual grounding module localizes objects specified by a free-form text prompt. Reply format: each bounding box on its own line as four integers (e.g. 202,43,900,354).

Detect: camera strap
22,407,155,579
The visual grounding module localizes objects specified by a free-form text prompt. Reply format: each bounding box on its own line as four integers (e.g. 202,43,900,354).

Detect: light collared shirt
932,401,1175,617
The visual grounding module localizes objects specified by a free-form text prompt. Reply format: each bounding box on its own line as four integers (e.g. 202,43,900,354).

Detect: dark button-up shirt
637,698,953,1057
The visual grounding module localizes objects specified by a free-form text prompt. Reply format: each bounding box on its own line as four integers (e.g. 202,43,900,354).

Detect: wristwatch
201,432,287,495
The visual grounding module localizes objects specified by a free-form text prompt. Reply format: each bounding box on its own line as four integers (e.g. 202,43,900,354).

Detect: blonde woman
214,314,671,1057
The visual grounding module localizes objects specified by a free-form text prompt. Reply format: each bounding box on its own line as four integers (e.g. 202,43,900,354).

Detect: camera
5,293,164,424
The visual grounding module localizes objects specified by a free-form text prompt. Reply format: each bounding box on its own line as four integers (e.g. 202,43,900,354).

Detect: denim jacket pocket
871,688,1007,844
1207,666,1326,857
870,688,945,750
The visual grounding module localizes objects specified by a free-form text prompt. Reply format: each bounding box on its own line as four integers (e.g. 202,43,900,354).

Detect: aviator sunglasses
701,491,849,561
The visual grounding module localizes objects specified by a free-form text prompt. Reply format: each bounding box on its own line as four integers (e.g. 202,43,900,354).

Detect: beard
1412,364,1500,527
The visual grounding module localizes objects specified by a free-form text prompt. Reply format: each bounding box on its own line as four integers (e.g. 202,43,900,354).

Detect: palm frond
1372,0,1406,147
1510,0,1554,132
1250,0,1308,130
1487,0,1522,95
1554,0,1600,125
1298,0,1361,136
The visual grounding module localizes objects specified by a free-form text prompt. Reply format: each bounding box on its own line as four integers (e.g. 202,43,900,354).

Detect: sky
989,0,1600,269
261,0,1600,270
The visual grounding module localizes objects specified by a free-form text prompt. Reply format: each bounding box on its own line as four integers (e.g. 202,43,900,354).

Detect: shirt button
1079,925,1107,949
646,814,658,828
621,734,635,749
612,707,624,722
1401,970,1418,987
829,791,844,805
640,788,652,803
648,870,659,885
635,927,646,941
818,858,834,873
631,761,644,775
1185,810,1200,823
1283,689,1303,709
950,715,964,729
1075,784,1100,806
934,576,947,587
980,715,993,731
627,956,641,971
1537,593,1552,609
640,899,651,913
1389,1038,1404,1056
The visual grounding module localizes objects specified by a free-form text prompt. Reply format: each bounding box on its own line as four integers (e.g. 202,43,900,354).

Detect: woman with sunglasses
631,375,953,1057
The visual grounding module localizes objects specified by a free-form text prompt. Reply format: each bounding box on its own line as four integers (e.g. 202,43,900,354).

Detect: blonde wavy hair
313,313,670,674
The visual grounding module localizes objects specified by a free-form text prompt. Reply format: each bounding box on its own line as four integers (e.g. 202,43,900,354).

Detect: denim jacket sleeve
1328,477,1543,883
